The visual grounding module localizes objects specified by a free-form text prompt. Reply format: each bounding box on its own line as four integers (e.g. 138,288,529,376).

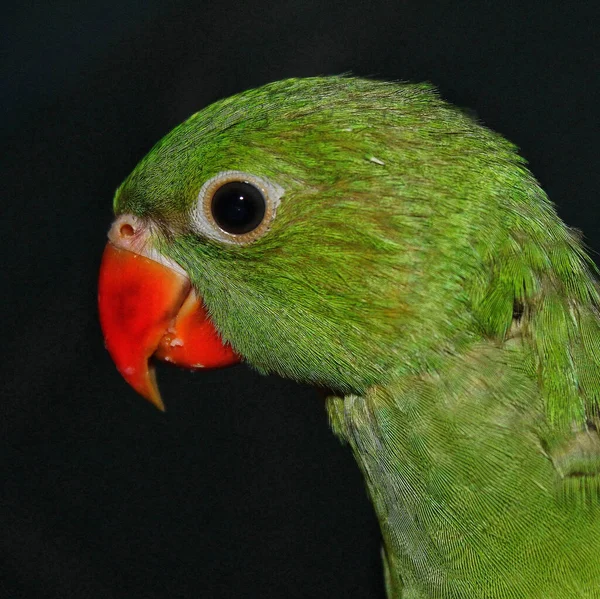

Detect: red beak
98,242,239,410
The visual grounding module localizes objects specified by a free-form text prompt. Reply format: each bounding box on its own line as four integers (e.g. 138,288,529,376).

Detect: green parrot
98,77,600,598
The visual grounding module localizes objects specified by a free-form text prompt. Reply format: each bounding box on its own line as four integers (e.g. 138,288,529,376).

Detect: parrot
98,76,600,598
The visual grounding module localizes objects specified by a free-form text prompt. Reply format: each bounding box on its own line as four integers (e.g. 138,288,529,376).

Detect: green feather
114,77,600,597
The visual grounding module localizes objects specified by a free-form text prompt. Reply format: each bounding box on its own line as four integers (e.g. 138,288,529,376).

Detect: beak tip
113,360,166,412
151,399,166,413
140,365,166,412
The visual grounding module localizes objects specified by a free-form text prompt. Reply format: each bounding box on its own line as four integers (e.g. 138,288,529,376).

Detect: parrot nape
98,77,600,598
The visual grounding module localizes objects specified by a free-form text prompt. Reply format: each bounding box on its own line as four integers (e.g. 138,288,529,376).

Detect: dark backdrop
3,2,599,598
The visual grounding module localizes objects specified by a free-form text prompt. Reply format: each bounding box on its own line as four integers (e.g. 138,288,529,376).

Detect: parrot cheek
98,243,240,410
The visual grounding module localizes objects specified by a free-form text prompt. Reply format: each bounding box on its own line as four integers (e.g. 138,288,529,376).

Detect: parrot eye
191,171,282,245
211,181,266,234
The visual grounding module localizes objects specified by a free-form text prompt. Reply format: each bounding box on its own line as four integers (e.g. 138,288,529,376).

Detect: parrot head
100,76,586,413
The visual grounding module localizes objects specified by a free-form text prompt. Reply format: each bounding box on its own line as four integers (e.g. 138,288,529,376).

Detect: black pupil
211,181,266,235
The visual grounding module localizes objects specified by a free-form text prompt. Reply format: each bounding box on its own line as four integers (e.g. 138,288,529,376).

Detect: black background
3,2,599,597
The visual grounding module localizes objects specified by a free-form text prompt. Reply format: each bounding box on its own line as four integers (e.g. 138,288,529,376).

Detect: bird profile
99,77,600,598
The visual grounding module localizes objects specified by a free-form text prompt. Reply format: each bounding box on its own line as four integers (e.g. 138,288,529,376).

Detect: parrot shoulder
327,341,600,597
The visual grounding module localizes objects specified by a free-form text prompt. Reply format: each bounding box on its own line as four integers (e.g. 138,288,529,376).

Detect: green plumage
115,77,600,597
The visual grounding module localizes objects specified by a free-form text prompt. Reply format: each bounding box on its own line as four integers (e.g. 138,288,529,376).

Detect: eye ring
191,171,283,245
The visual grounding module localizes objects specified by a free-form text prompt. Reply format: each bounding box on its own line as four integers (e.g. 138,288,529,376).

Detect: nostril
108,215,146,248
120,223,135,237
